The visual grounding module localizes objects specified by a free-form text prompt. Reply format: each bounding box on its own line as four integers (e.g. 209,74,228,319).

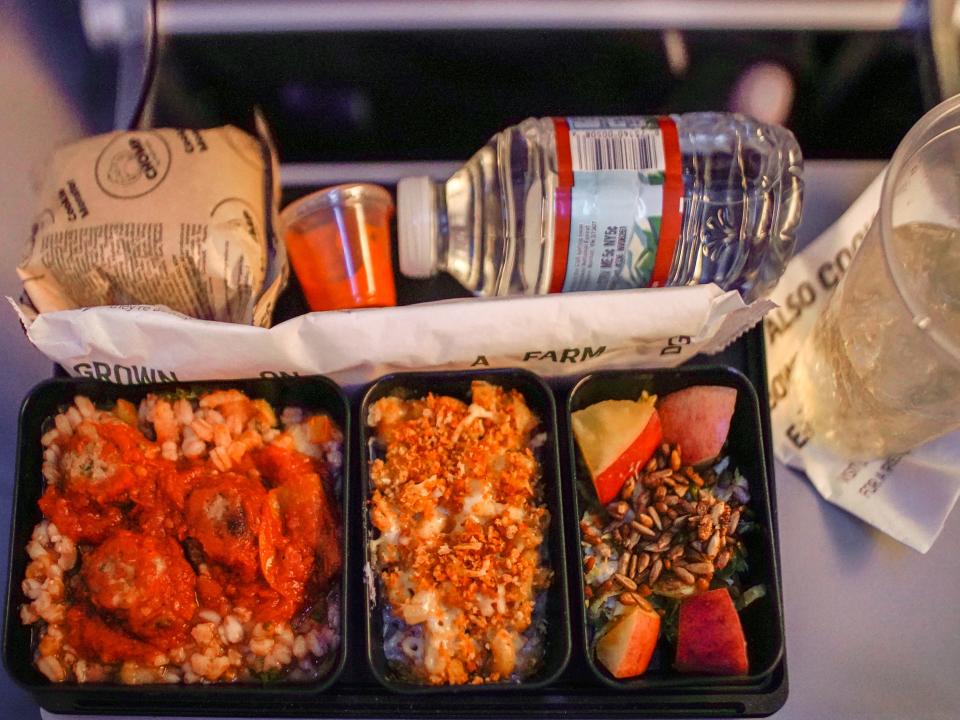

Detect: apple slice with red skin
675,587,749,675
595,600,661,678
572,397,663,505
591,410,662,504
657,386,737,466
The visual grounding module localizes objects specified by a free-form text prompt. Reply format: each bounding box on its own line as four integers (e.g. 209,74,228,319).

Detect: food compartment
3,376,349,713
567,366,784,690
360,369,571,693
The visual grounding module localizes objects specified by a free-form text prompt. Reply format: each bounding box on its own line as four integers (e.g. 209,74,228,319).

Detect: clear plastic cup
281,184,396,312
792,95,960,460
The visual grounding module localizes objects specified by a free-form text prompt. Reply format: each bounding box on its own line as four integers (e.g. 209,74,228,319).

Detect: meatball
82,530,196,646
59,420,147,503
185,474,266,581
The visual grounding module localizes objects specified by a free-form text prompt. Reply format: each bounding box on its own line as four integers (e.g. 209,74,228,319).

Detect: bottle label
549,116,683,293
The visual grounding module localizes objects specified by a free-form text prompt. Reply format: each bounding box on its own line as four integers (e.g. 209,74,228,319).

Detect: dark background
151,30,931,162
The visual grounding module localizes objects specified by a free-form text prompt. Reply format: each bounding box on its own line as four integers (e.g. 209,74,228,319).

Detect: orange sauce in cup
282,184,396,311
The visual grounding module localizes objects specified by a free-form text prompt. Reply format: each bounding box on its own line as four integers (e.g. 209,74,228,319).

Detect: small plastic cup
281,184,396,312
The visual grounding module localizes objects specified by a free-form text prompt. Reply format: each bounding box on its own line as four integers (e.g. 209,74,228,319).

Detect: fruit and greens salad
573,385,766,680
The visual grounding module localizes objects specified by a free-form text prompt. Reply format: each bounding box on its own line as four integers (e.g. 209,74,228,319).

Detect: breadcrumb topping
368,381,551,685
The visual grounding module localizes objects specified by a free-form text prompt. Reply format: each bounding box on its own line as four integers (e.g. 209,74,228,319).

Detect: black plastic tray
567,366,784,691
360,369,572,693
4,327,786,717
3,376,351,715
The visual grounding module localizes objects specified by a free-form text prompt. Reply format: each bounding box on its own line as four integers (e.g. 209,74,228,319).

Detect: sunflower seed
706,531,721,558
674,566,695,584
647,506,662,530
670,448,682,471
634,552,651,576
651,537,670,553
634,524,656,539
642,542,663,553
618,551,632,575
620,477,637,501
686,562,714,575
637,514,654,529
649,558,663,585
607,501,630,519
727,510,741,536
613,573,637,591
619,591,639,605
601,521,620,535
628,553,638,578
668,545,685,560
710,501,726,524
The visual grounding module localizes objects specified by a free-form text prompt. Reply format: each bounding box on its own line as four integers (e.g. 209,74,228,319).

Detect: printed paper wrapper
13,284,771,386
764,171,960,553
15,116,285,327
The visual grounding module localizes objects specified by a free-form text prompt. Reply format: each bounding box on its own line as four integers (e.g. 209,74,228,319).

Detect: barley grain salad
20,388,343,685
366,381,553,686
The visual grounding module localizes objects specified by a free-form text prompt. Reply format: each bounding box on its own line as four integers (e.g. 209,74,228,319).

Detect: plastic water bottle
397,114,803,302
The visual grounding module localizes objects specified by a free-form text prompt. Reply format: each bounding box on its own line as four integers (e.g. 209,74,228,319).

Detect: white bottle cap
397,176,439,278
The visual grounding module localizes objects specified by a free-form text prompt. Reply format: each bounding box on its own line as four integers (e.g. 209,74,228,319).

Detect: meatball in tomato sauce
185,473,266,581
82,530,197,647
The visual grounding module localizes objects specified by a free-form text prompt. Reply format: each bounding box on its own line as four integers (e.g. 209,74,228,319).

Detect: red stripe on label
651,116,682,287
550,118,573,293
554,117,574,188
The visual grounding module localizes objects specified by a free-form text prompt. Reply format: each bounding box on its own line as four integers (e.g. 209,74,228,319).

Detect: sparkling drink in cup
792,97,960,460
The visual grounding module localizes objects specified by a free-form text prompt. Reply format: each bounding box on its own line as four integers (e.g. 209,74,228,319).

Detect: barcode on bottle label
569,129,665,172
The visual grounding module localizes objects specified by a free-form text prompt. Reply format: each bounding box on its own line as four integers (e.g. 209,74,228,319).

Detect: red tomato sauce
39,405,342,669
